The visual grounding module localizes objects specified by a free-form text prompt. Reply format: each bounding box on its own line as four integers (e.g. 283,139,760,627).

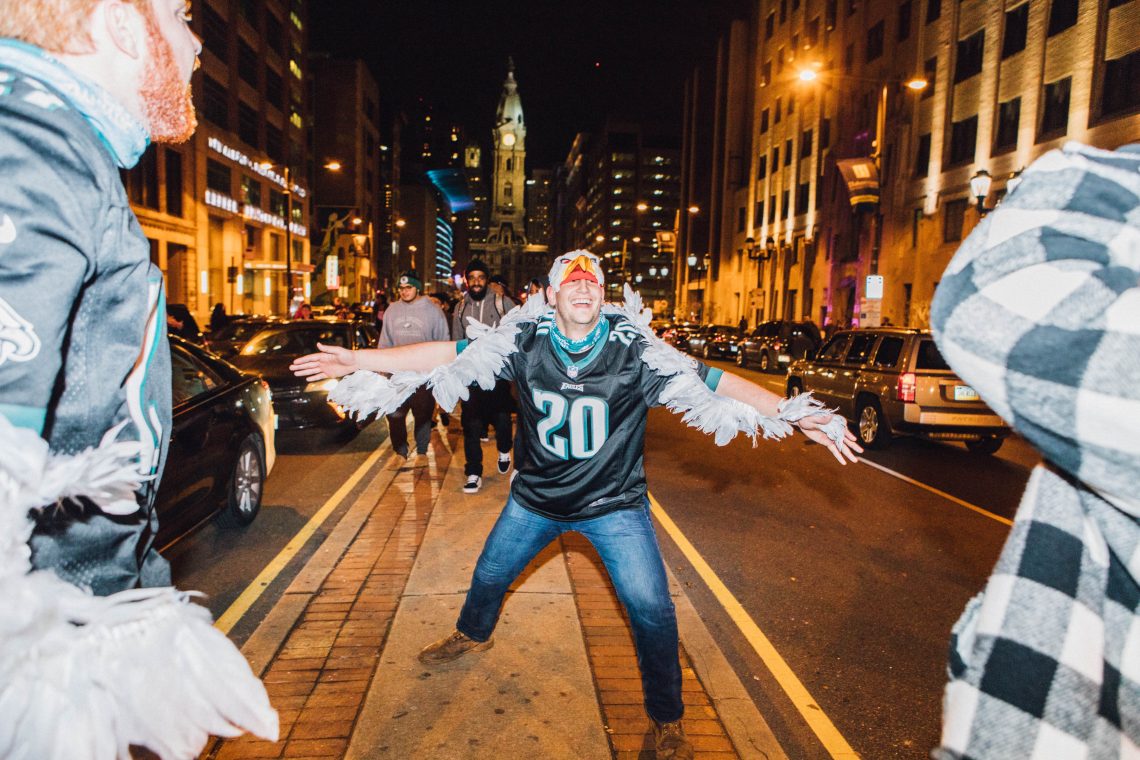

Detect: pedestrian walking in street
380,271,449,467
932,143,1140,759
451,258,516,492
291,250,861,759
0,1,275,754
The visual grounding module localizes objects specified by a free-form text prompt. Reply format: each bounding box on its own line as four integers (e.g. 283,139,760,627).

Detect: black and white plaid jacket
931,142,1140,759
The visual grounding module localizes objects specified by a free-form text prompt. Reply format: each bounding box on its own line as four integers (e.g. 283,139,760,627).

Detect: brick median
203,427,453,760
204,425,742,759
562,533,741,760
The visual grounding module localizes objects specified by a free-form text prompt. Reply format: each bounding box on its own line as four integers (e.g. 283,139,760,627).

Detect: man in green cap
379,271,449,466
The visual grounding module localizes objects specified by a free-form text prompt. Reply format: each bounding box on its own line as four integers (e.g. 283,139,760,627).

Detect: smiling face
547,277,604,338
138,0,201,143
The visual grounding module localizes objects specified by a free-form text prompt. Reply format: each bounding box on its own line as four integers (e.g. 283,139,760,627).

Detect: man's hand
290,343,358,381
796,413,863,464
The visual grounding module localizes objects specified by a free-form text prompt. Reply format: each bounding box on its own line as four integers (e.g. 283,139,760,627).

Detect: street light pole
284,164,293,316
869,83,888,276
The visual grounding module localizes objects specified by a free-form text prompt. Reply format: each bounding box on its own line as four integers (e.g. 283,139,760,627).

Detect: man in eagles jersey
291,252,861,760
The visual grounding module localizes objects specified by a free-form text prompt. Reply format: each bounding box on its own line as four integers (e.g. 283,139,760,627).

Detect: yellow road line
858,457,1013,526
214,441,390,634
648,492,860,759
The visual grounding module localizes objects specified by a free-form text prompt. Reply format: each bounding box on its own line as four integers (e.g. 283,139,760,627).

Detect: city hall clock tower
487,58,528,247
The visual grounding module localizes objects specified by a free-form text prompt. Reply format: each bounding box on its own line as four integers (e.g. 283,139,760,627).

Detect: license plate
954,385,979,401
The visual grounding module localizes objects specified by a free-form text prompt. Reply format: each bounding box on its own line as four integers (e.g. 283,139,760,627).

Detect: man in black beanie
451,259,515,493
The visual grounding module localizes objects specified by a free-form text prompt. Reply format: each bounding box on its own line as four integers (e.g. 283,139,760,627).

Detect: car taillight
773,340,782,351
897,372,916,403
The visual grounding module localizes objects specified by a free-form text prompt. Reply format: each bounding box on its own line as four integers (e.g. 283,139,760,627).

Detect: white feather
0,419,278,759
0,417,144,518
327,367,427,420
608,284,840,445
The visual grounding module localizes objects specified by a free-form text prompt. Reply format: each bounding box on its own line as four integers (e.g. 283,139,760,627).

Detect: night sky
311,1,749,168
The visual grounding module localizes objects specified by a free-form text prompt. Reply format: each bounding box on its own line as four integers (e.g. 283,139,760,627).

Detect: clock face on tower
501,132,516,147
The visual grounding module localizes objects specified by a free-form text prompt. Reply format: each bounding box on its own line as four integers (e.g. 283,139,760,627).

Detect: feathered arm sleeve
328,290,551,419
612,286,848,446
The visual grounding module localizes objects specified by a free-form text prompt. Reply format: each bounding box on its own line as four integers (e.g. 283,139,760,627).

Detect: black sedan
202,315,283,359
228,320,379,435
156,337,276,548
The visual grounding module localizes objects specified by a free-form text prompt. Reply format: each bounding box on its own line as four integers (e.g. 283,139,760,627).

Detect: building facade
312,57,382,307
553,124,681,315
680,0,1140,330
526,168,554,248
125,0,313,321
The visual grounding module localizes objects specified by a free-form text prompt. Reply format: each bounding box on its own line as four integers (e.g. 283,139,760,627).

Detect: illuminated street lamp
636,201,649,212
970,169,993,216
324,160,343,171
688,205,700,215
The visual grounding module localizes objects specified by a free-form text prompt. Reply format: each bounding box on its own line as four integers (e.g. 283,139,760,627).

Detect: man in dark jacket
0,0,201,594
451,258,515,493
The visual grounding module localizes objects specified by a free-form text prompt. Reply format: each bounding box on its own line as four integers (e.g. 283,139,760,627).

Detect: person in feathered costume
0,2,275,756
292,250,862,760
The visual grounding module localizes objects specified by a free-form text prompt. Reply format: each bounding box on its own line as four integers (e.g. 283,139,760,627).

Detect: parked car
698,325,742,360
228,320,379,435
737,320,822,372
785,327,1010,453
662,323,698,352
156,337,276,547
686,324,735,357
203,315,283,359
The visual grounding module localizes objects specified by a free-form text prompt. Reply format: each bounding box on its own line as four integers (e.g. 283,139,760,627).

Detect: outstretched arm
290,341,459,381
714,371,863,464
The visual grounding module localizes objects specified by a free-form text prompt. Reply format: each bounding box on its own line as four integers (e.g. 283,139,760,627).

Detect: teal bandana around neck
550,317,607,354
0,39,151,168
549,318,610,379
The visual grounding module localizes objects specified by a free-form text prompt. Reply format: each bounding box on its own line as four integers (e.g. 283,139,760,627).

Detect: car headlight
305,378,339,393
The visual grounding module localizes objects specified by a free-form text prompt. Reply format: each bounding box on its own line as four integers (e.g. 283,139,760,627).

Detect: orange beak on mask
559,254,602,287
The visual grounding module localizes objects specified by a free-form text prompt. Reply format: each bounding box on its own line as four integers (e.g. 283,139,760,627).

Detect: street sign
865,275,884,300
859,297,882,327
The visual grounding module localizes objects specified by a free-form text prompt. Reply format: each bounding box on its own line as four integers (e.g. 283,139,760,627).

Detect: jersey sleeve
637,342,721,407
0,102,101,433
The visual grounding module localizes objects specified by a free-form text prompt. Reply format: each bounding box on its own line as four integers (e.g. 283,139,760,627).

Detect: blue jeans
457,496,683,723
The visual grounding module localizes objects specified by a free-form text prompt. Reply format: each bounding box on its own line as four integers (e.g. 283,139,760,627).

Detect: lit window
290,11,302,30
289,59,302,80
290,111,303,129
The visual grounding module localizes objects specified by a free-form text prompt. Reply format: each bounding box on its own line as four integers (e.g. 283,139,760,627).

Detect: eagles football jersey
481,313,720,520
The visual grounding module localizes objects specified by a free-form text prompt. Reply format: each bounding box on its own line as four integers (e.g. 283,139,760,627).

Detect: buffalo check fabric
931,142,1140,760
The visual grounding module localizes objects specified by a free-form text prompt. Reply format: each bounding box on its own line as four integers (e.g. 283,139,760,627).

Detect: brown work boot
653,720,694,760
417,629,494,665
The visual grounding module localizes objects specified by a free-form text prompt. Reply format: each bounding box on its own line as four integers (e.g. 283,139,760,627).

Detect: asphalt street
646,359,1033,759
166,362,1034,758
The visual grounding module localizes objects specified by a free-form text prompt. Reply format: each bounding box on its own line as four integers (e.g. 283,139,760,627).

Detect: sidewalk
204,422,785,760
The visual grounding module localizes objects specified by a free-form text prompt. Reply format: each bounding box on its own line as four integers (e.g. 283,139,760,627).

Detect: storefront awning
836,158,880,208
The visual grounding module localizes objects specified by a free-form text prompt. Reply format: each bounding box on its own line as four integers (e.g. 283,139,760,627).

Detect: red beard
139,12,197,143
